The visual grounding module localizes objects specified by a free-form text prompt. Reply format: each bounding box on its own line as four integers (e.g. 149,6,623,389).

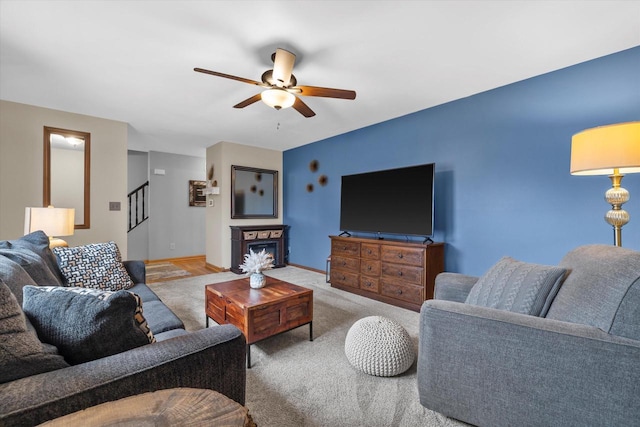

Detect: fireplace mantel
230,225,288,274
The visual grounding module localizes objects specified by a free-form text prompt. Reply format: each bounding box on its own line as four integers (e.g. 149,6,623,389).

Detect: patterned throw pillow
22,286,155,365
53,241,134,291
465,256,567,317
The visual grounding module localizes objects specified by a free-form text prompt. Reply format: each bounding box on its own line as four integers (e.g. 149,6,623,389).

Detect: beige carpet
149,266,467,427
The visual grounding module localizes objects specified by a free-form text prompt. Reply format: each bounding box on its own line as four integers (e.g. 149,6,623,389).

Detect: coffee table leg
310,322,313,341
206,316,209,328
247,344,251,369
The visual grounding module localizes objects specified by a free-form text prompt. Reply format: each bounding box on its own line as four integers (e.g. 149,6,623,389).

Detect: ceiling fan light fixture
261,88,295,110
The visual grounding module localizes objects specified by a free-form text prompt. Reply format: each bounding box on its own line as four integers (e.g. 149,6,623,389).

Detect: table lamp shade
571,122,640,175
24,207,75,237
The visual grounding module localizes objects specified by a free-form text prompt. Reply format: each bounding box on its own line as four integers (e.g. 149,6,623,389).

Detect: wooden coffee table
205,277,313,368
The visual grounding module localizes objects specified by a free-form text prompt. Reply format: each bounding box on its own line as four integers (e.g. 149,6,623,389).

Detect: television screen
339,163,434,236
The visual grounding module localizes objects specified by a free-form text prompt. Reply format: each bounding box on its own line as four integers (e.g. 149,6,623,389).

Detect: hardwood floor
145,255,214,283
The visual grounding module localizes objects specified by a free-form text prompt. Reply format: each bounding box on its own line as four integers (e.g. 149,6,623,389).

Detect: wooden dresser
329,235,444,312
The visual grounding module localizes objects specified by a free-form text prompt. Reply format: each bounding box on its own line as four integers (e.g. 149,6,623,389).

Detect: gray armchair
418,245,640,427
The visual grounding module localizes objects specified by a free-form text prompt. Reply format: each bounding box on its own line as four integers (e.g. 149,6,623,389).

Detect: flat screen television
339,163,435,237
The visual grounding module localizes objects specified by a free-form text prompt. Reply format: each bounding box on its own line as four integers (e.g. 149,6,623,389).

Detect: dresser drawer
330,270,359,289
381,263,423,284
360,259,381,276
360,276,380,293
380,280,424,304
361,243,380,259
381,246,424,266
332,255,360,272
331,240,360,257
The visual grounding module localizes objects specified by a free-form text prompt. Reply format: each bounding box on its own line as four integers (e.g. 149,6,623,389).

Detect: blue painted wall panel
284,47,640,275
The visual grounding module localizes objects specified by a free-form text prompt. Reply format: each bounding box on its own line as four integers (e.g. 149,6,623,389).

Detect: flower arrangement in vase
239,248,274,289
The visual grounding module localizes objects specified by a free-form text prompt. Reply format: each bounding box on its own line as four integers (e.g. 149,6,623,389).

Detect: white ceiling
1,1,639,157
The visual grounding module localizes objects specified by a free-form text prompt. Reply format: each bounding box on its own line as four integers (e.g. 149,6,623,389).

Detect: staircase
128,181,149,232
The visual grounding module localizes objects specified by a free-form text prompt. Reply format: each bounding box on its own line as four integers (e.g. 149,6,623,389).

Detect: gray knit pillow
0,281,69,383
465,256,567,317
23,286,155,365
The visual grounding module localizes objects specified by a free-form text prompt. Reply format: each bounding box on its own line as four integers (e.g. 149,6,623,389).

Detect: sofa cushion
547,244,640,338
142,300,185,334
465,256,567,316
22,286,155,365
0,281,69,384
53,241,134,291
0,231,64,288
0,257,38,306
128,283,161,303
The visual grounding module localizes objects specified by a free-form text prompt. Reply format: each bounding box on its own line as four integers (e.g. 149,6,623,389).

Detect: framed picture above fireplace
231,165,278,219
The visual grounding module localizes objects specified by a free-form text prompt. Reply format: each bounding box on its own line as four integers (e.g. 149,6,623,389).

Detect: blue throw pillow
22,286,155,365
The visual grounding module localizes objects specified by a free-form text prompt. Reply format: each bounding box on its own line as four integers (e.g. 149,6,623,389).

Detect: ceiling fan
194,48,356,118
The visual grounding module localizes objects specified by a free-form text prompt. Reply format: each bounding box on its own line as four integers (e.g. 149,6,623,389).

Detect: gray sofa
418,244,640,427
0,231,246,427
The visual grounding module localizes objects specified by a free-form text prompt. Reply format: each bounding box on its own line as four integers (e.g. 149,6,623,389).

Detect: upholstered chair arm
433,272,478,302
123,260,145,284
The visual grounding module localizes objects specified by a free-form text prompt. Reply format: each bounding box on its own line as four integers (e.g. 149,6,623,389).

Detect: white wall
0,100,129,256
206,141,283,269
148,151,206,260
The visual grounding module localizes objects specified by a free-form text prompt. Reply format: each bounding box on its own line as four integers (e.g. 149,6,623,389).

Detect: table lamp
24,206,75,248
570,121,640,246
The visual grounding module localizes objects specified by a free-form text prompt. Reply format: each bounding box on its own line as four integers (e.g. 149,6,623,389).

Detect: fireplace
230,225,288,274
246,241,278,257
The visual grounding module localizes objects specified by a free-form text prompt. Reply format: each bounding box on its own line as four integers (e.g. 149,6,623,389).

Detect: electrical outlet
109,202,121,211
170,243,175,250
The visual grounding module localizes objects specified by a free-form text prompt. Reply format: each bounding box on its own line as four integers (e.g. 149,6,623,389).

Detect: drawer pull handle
367,265,372,271
398,271,403,276
341,261,346,266
367,250,372,254
398,254,404,259
397,290,403,295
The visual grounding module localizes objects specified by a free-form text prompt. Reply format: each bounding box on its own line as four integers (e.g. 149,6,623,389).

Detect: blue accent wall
283,47,640,275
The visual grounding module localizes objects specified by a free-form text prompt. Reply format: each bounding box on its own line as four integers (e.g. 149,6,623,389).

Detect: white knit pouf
344,316,415,377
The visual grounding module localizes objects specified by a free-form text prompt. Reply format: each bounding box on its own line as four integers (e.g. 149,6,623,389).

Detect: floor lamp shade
571,122,640,175
570,121,640,246
24,207,75,247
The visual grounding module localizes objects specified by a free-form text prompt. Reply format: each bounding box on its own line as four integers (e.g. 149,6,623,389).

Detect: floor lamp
570,122,640,246
24,206,75,248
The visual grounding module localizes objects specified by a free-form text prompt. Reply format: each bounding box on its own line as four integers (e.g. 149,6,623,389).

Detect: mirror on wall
43,126,91,229
231,165,278,219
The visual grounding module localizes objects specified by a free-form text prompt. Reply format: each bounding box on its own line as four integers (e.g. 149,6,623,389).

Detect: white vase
250,272,266,289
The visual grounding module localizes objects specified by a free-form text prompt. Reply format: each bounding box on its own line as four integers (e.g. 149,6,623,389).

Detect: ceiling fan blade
292,96,316,118
294,85,356,100
194,68,262,86
233,94,262,109
272,48,296,87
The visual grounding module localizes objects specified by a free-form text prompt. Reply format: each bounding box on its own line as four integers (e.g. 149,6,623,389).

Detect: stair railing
128,181,149,232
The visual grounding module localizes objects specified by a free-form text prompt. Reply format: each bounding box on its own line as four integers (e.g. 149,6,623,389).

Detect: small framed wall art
189,180,207,207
